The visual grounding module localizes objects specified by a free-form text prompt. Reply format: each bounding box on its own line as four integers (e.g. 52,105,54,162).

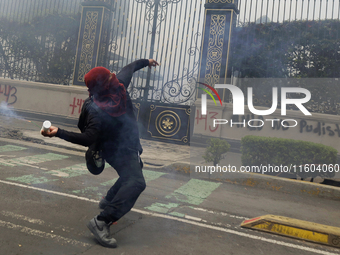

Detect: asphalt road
0,139,339,255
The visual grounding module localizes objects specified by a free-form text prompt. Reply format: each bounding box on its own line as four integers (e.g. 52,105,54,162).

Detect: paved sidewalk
22,129,192,168
0,114,191,168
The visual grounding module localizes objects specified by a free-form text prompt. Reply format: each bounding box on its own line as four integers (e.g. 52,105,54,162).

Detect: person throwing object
41,59,159,248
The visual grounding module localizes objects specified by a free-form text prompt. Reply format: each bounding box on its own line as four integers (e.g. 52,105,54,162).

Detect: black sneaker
99,197,110,209
86,217,117,248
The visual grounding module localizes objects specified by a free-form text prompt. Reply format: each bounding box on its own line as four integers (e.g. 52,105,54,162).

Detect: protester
41,59,159,248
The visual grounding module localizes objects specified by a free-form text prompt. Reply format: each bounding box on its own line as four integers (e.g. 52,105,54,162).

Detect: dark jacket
56,59,149,156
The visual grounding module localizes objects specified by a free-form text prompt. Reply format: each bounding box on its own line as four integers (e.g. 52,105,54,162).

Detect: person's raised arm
116,59,159,89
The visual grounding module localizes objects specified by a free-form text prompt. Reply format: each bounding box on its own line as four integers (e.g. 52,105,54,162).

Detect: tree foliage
241,135,337,179
0,12,80,84
231,19,340,78
202,138,230,166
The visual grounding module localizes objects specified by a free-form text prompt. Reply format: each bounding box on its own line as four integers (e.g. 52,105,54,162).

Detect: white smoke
0,101,24,121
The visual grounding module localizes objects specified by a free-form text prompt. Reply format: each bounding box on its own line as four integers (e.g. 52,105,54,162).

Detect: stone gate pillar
198,0,239,101
72,0,113,86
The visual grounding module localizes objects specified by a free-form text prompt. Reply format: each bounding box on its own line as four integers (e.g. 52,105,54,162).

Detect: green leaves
202,138,231,166
232,19,340,78
241,135,337,178
0,13,80,84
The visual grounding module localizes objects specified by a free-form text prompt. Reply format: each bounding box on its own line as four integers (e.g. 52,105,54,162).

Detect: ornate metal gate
72,0,238,144
106,0,204,105
79,0,206,144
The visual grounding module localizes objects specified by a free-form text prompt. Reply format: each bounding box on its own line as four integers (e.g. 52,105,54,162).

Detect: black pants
99,151,146,223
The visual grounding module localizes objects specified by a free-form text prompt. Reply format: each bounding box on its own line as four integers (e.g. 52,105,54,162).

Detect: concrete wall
193,99,340,153
2,78,340,154
0,78,88,121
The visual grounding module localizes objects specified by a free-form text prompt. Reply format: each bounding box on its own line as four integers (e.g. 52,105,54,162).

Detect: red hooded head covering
84,66,126,117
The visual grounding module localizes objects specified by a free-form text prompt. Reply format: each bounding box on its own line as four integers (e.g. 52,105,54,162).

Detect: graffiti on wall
69,97,85,115
195,109,219,133
0,84,17,105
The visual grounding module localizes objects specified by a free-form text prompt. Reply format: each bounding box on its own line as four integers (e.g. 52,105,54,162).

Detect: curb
162,163,340,200
241,215,340,248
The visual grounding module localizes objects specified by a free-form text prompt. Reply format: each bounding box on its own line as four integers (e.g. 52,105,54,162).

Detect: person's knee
135,177,146,192
122,176,146,192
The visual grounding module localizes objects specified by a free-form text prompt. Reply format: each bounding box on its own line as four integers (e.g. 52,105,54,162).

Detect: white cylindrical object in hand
42,120,51,132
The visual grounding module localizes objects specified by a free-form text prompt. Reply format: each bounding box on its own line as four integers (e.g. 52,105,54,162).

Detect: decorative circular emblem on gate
155,110,181,137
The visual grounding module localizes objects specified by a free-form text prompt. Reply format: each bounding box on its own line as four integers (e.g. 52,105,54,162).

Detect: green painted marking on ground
71,170,165,196
0,153,69,167
165,179,221,205
145,202,179,214
0,145,27,152
73,176,119,196
73,186,99,194
0,160,15,167
99,170,165,186
100,178,118,186
6,174,58,185
71,178,118,196
73,185,107,196
143,169,166,183
168,212,185,218
47,163,88,178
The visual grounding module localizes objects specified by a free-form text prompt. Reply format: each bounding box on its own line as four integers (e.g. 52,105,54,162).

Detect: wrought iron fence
237,0,340,24
0,0,82,84
0,0,82,22
0,0,339,110
107,0,205,105
0,0,206,103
